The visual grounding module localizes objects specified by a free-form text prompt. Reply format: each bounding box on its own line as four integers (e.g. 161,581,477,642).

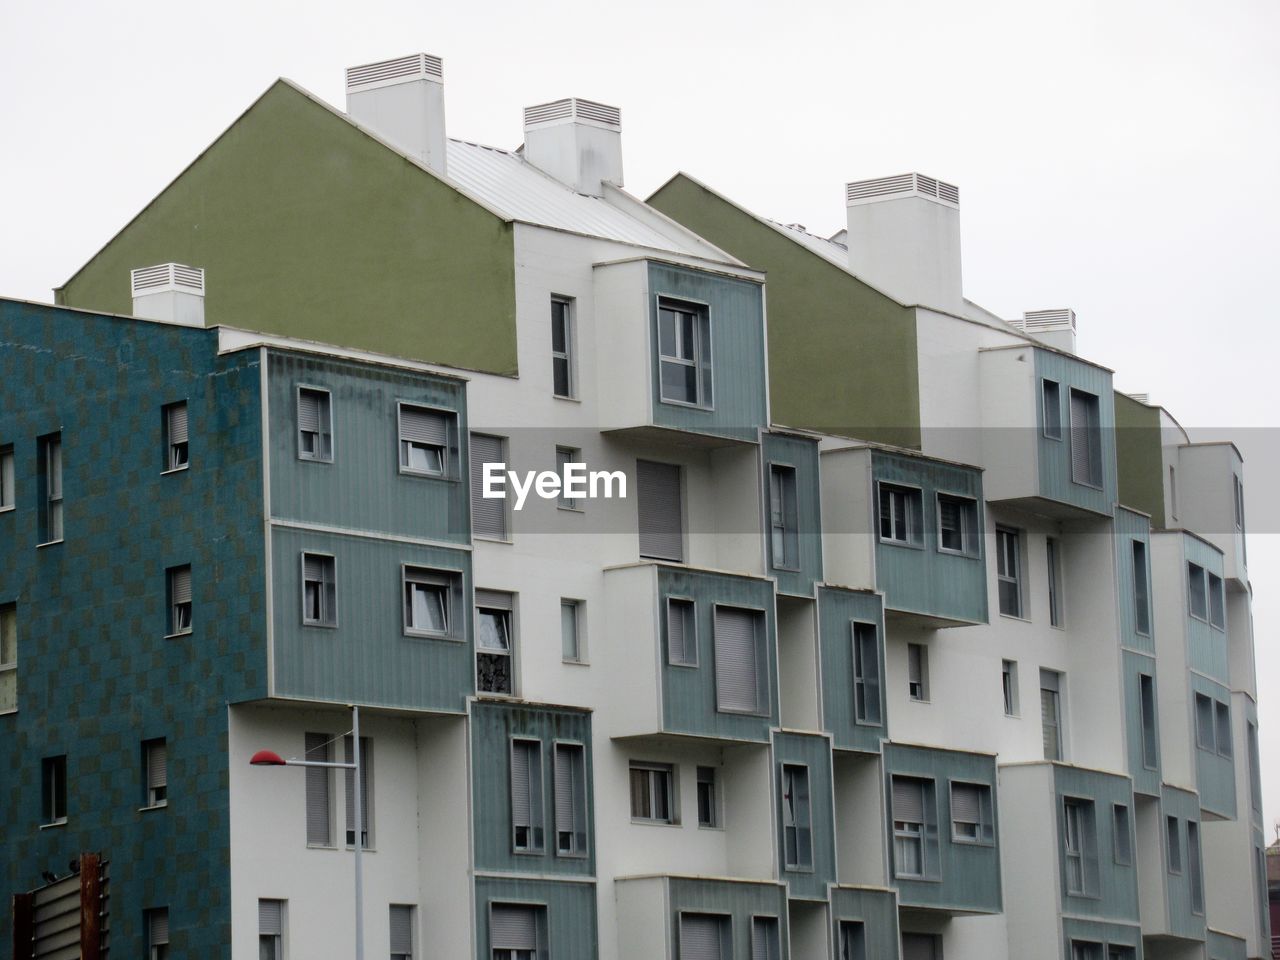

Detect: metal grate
1020,308,1076,331
524,97,620,128
346,53,442,91
130,263,204,296
1125,392,1150,404
846,172,959,206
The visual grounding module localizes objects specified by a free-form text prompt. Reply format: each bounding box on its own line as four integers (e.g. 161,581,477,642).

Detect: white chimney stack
844,173,963,311
523,98,623,197
131,264,205,327
346,53,447,176
1018,308,1077,354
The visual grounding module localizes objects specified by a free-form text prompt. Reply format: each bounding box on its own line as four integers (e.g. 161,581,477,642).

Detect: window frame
1187,562,1208,622
471,432,511,541
936,491,981,558
852,620,883,727
1062,796,1096,897
146,906,170,960
304,731,335,848
0,602,16,715
752,915,782,960
1207,571,1225,630
560,598,585,663
907,642,930,702
555,446,582,511
553,739,589,858
510,737,545,854
258,899,285,960
1041,669,1065,761
1042,378,1063,440
1002,659,1019,717
0,443,13,511
877,481,924,548
476,590,516,697
550,295,577,400
656,295,714,410
1138,673,1158,770
343,735,373,849
402,565,457,640
1215,700,1233,759
891,775,934,880
1132,539,1151,637
1046,536,1064,629
1194,693,1216,752
1187,819,1204,915
948,778,994,846
389,903,416,960
1068,387,1104,489
712,602,768,717
41,754,67,826
628,761,677,825
996,526,1024,619
142,737,168,809
301,552,338,628
781,761,814,872
37,432,63,545
767,461,801,571
165,564,193,637
397,401,455,479
1165,815,1182,875
665,596,698,667
696,764,720,830
1112,803,1132,865
161,401,189,473
296,385,334,463
488,901,546,960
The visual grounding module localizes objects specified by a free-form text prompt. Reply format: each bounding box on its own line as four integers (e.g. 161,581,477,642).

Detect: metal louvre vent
130,263,205,296
524,97,621,129
845,172,959,206
346,53,443,91
1021,308,1077,331
1125,392,1150,404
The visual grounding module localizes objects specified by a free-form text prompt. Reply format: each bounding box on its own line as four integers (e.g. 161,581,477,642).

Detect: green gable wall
57,81,518,375
1114,393,1164,521
647,175,921,447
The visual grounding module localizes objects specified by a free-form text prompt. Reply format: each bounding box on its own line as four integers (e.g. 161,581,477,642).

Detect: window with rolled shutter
490,904,538,954
258,899,283,960
554,742,586,856
667,598,696,666
400,404,450,476
679,914,725,960
297,388,333,462
636,460,683,561
470,433,508,539
852,622,882,725
950,782,985,842
892,776,928,878
751,916,780,960
511,739,543,852
144,738,167,806
1040,670,1063,761
389,904,414,959
343,736,372,848
1069,389,1101,487
302,554,336,627
164,401,189,470
305,732,332,846
146,907,169,955
168,565,192,634
714,606,762,714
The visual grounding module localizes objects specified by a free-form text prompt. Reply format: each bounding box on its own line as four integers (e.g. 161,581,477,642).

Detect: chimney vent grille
1125,392,1150,404
131,263,205,296
346,53,443,92
524,97,620,129
846,172,959,207
1020,308,1077,332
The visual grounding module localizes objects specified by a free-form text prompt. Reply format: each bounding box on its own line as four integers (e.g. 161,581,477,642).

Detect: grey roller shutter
1070,390,1097,485
298,392,319,433
951,783,980,824
304,555,326,581
637,460,683,561
714,607,760,713
554,746,576,838
258,900,282,936
147,741,167,792
149,909,169,945
305,732,331,845
490,905,536,950
344,736,371,842
893,777,924,823
475,589,513,611
511,742,531,830
1041,681,1061,761
902,933,937,960
751,918,777,960
401,407,448,445
171,567,191,605
470,433,507,539
167,403,188,444
389,905,413,956
680,915,723,960
667,600,689,664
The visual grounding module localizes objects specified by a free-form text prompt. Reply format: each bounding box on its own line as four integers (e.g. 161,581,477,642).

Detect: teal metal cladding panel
871,452,988,624
0,300,267,955
882,743,1002,914
817,587,886,754
267,350,469,543
474,875,597,960
773,731,837,900
470,701,594,877
1160,786,1207,942
658,567,779,742
1053,766,1140,922
1114,508,1154,655
829,887,900,960
1183,534,1229,683
270,527,472,711
1189,673,1237,819
668,876,789,959
1059,919,1142,959
1207,929,1247,960
1122,651,1161,797
647,262,768,442
1034,350,1118,514
762,433,823,597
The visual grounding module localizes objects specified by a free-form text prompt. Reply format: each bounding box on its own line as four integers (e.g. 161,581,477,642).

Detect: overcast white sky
3,0,1279,832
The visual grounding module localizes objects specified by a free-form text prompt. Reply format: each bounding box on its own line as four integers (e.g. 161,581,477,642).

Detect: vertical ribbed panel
679,914,723,959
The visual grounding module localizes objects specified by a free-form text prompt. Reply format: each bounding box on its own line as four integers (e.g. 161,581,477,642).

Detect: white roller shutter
170,567,191,605
637,460,683,561
1070,390,1097,485
714,607,760,713
166,403,188,444
401,407,448,445
951,782,980,829
297,392,320,433
304,732,331,846
146,741,167,792
258,900,282,936
893,777,924,823
490,905,537,950
470,433,507,539
389,905,413,957
511,741,532,830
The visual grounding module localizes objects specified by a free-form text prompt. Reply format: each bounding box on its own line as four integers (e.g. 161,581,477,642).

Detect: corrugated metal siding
473,875,597,960
1161,785,1208,943
1034,350,1118,514
1059,918,1142,957
1189,672,1237,819
1183,533,1229,683
271,527,472,710
762,433,823,596
647,262,768,443
1122,651,1161,798
667,877,789,960
1115,508,1154,654
817,587,887,754
658,567,778,742
267,351,469,543
773,731,837,900
871,452,988,624
882,743,1002,914
829,887,900,960
1053,765,1141,922
470,701,594,877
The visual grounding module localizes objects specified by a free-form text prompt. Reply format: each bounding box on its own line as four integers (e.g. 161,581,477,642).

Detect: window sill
554,849,590,860
950,837,995,848
512,847,547,857
1043,432,1063,442
715,706,770,718
879,538,925,551
697,824,725,833
398,467,450,481
474,535,513,545
297,456,335,465
769,563,801,574
160,466,189,476
557,504,584,513
0,708,15,717
630,818,681,828
552,394,581,404
0,505,13,513
306,843,339,851
657,397,715,412
39,819,67,830
562,658,590,667
1069,479,1104,492
936,548,982,560
343,845,377,853
302,621,339,630
404,629,460,643
783,863,816,874
138,802,168,813
892,872,942,885
909,697,931,705
1004,712,1020,720
997,612,1031,623
164,630,192,640
668,660,699,669
36,539,64,549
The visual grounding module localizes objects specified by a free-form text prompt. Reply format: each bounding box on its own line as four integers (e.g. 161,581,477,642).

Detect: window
490,903,542,960
0,443,13,509
892,776,931,879
1169,465,1179,521
38,432,62,543
166,564,192,635
907,643,929,701
996,527,1022,617
1248,721,1262,816
1188,820,1204,914
304,732,333,847
560,599,583,662
838,921,865,960
302,553,337,627
1188,563,1208,620
714,606,765,715
143,738,167,807
554,742,587,856
146,907,169,960
1195,693,1215,751
937,494,979,555
551,296,576,399
297,387,333,462
679,913,728,960
399,403,450,476
1166,815,1181,874
1063,797,1096,896
1069,388,1102,487
555,446,580,509
768,464,799,569
1234,474,1248,565
1002,659,1019,717
636,459,683,561
470,433,508,540
1112,804,1132,865
41,755,67,824
1132,540,1150,636
852,622,882,725
1207,572,1225,630
1042,379,1062,439
1041,669,1063,761
1046,537,1063,627
657,298,712,407
901,933,942,960
666,597,697,666
950,781,992,844
1070,943,1102,960
390,904,415,960
1139,674,1158,770
0,604,16,713
752,916,781,960
510,738,544,852
781,763,813,870
344,735,372,848
878,483,922,545
259,899,284,960
696,765,719,828
162,401,189,471
403,567,451,637
476,590,514,695
1215,700,1233,758
629,761,674,823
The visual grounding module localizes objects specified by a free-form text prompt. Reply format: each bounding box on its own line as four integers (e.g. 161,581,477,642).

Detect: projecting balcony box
773,731,837,902
594,257,768,446
821,445,988,627
830,886,901,960
603,562,779,744
762,431,824,598
1171,442,1249,591
978,344,1117,520
1137,785,1207,946
883,743,1002,916
615,875,790,960
817,586,888,755
999,762,1141,960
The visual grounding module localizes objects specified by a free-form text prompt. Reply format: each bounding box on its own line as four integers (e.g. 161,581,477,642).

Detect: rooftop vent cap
1019,308,1076,332
846,172,959,208
346,53,443,92
130,263,205,297
1125,392,1151,404
523,97,620,130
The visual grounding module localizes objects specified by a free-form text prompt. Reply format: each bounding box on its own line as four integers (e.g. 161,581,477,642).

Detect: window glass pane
1188,564,1207,619
561,601,579,660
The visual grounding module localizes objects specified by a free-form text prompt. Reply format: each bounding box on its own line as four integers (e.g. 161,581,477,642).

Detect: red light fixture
250,749,286,766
